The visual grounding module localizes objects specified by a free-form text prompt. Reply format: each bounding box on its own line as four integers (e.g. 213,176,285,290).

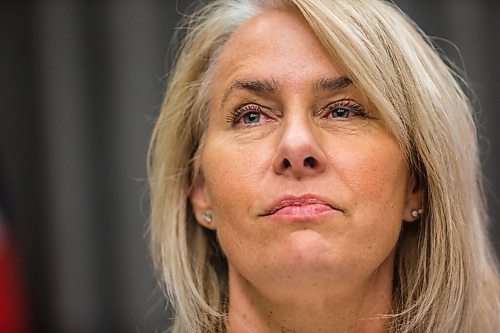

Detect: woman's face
191,9,421,299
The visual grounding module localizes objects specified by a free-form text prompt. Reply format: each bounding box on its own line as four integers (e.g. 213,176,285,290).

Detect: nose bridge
273,110,326,177
282,113,317,152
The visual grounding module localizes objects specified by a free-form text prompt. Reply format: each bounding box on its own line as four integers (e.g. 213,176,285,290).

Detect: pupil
334,108,349,118
244,112,260,123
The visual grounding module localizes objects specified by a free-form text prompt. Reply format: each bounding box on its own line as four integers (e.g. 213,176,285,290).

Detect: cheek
200,135,282,269
201,135,270,226
331,131,408,209
330,136,408,258
204,147,252,197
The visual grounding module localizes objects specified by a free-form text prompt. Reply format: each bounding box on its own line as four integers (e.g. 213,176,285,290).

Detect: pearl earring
411,209,423,218
202,211,213,223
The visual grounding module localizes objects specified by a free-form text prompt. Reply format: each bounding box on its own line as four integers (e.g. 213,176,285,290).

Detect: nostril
304,156,316,168
283,158,291,168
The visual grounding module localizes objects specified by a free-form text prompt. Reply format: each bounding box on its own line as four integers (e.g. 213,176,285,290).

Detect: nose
272,116,326,178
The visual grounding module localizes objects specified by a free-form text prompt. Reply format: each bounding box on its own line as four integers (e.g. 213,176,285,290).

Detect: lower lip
268,204,337,221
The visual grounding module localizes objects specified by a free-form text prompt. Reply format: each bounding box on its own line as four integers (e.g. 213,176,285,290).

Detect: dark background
1,0,499,332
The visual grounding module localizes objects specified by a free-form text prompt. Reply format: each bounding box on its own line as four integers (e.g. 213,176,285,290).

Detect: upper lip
261,194,343,216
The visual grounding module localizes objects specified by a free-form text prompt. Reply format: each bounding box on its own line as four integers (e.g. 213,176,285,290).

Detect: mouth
261,195,343,219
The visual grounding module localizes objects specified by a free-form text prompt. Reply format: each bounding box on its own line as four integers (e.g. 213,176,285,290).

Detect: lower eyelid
322,107,354,118
322,101,367,118
234,109,275,127
227,105,261,125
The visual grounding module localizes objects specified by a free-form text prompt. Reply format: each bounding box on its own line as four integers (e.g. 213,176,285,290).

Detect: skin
190,8,422,333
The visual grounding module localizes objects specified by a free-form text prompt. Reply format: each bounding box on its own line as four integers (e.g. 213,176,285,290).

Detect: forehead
211,9,345,96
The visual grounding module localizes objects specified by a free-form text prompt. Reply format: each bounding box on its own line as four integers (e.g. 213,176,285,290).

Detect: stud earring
411,208,423,218
202,211,213,223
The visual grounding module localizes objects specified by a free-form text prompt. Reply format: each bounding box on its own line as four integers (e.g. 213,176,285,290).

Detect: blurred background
0,0,499,332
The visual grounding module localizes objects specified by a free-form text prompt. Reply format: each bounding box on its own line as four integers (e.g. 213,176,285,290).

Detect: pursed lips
261,195,343,218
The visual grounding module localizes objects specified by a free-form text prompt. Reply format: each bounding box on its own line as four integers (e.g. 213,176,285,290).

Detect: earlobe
403,176,424,222
189,176,216,230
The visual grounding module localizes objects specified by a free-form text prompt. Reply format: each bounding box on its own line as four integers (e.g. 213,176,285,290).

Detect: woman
147,0,500,332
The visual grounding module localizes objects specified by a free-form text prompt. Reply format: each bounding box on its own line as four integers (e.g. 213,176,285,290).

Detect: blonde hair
147,0,500,332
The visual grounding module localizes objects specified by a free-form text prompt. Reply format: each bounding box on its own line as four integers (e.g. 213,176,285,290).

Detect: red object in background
0,220,29,333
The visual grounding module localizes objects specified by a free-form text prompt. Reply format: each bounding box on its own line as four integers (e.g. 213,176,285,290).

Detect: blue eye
323,100,367,120
331,108,350,118
228,103,273,127
242,111,261,124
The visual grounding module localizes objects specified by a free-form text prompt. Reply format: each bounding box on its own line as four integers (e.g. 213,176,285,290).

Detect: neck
227,255,394,333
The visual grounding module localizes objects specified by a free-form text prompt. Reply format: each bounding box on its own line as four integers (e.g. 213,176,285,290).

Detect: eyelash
321,99,368,120
227,99,368,127
226,103,270,127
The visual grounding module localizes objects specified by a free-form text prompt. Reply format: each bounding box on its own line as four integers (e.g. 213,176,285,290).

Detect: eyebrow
313,75,352,93
220,75,352,108
221,79,278,108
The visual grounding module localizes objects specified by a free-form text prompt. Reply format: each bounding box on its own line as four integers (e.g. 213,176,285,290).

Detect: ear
189,174,216,230
402,175,424,222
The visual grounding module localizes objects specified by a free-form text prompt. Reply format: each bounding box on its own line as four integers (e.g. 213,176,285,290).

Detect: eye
330,107,351,118
323,100,367,120
229,103,273,127
242,111,261,124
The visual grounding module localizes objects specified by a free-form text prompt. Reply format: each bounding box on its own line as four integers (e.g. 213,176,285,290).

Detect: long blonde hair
147,0,500,332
